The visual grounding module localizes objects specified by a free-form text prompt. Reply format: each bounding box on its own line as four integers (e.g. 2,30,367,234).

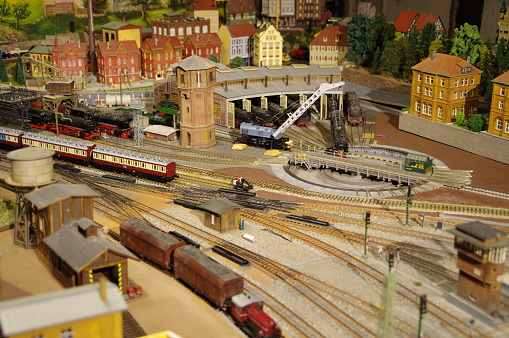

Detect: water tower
5,147,58,248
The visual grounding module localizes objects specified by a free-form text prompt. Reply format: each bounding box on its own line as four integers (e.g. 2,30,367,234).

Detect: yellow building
410,53,482,123
253,22,283,67
0,281,126,338
102,22,142,49
28,46,53,78
498,0,509,43
488,71,509,139
189,0,219,33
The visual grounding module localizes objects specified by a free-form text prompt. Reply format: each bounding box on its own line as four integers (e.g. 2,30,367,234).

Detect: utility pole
362,211,370,259
404,184,412,228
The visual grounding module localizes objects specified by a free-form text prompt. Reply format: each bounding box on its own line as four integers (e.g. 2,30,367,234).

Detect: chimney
432,50,436,61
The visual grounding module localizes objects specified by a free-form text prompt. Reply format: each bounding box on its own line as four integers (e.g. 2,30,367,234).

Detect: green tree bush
467,114,486,132
231,56,244,68
455,111,465,126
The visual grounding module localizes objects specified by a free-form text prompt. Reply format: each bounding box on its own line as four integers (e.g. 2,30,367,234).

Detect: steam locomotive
343,91,363,126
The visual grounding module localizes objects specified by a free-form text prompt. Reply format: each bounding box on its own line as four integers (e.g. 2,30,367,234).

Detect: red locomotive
119,218,282,338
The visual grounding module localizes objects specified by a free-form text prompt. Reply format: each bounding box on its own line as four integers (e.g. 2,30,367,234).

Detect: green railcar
404,153,433,174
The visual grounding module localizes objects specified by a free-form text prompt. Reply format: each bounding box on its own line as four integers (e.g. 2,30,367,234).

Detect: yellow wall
253,23,282,67
12,312,123,338
217,25,232,66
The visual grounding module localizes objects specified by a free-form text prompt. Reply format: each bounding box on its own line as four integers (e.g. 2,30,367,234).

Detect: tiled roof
102,22,140,31
185,33,222,48
226,0,256,14
227,23,256,38
25,184,101,209
97,40,140,56
415,13,441,31
412,53,482,77
54,41,87,58
189,0,217,10
168,36,184,50
493,71,509,85
309,25,348,47
394,10,418,33
144,36,171,51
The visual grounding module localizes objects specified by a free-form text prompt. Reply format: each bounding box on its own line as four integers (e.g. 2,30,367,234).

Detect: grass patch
413,281,423,287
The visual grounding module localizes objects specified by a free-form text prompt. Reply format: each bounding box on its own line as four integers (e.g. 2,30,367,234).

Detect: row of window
57,59,83,67
103,67,136,76
231,46,251,57
297,13,320,19
456,238,507,264
93,153,166,172
416,86,475,99
22,140,87,156
417,74,476,86
415,101,476,118
143,52,181,62
310,55,338,61
261,42,281,49
154,25,209,37
495,118,509,133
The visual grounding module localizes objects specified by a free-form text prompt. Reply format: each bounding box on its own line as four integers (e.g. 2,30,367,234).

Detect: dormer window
335,35,340,42
323,36,327,42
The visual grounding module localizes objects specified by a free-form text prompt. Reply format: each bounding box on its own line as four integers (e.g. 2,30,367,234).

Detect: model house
225,0,256,25
309,25,348,66
152,12,211,41
409,53,482,123
217,24,256,66
183,33,222,63
394,10,446,38
96,40,141,86
253,23,283,67
188,0,219,33
261,0,295,27
101,22,142,49
27,45,53,78
488,71,509,139
295,0,325,26
52,38,88,81
141,36,184,80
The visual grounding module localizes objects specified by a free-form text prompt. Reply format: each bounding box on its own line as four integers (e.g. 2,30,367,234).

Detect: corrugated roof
411,53,482,77
197,199,241,216
144,125,176,136
29,45,52,54
393,10,418,33
102,22,140,31
226,0,256,14
227,23,256,38
310,25,348,47
0,282,127,336
25,184,102,209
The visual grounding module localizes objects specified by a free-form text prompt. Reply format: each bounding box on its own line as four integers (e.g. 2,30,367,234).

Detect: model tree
379,39,405,78
455,111,465,126
13,55,24,84
450,23,483,65
478,38,494,102
231,56,244,68
0,0,10,22
11,1,29,29
347,14,374,66
209,55,218,63
126,0,159,21
467,114,486,132
0,57,8,82
416,23,436,60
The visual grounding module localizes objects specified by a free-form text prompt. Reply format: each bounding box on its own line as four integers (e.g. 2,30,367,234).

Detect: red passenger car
20,132,95,163
174,245,244,308
119,218,185,269
0,127,22,148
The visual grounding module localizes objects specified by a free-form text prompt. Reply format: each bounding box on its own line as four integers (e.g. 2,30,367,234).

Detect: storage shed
143,125,177,142
196,199,242,233
40,218,138,293
25,184,102,241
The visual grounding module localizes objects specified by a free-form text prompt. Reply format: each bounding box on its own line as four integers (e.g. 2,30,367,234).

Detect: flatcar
174,245,245,308
211,245,250,267
287,214,330,227
120,218,185,269
236,122,293,150
344,91,363,126
169,230,201,248
173,199,201,209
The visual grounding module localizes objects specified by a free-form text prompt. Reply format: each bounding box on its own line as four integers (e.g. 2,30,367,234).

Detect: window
429,77,434,85
195,26,200,33
422,104,427,115
441,79,445,86
418,74,422,81
496,118,502,130
428,104,432,115
452,108,457,117
501,87,506,96
170,28,175,36
178,27,183,35
506,121,509,133
454,92,458,99
417,86,421,93
471,77,475,85
186,27,191,35
415,101,420,112
455,79,459,87
438,107,443,118
439,91,443,99
499,100,504,109
203,25,208,33
60,329,74,338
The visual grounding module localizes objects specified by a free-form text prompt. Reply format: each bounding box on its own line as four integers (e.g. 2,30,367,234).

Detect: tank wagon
236,122,292,150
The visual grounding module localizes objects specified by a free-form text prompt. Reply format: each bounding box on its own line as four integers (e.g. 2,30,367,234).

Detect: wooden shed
40,218,138,293
196,199,242,233
24,184,102,241
143,125,177,142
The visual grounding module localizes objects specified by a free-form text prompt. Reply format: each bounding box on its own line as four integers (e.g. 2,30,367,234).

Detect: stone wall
342,67,412,95
399,112,509,165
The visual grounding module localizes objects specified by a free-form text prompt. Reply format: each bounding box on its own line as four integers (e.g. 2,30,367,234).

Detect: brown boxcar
174,245,244,308
119,218,185,269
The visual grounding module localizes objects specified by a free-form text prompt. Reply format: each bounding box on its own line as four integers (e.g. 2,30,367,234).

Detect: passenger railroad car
21,132,94,163
0,127,22,148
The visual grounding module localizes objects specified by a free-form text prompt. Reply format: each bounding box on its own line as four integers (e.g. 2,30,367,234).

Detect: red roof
189,0,217,11
415,13,442,32
394,10,418,33
143,36,183,51
227,23,256,38
412,53,482,77
226,0,256,14
309,26,348,47
184,33,222,48
53,41,87,58
493,71,509,85
97,40,140,57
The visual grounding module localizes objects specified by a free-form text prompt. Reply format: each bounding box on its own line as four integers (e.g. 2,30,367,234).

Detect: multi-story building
52,39,88,80
27,46,53,78
261,0,295,27
43,0,76,16
410,53,482,123
188,0,219,33
225,0,257,25
498,0,509,43
394,10,446,38
152,12,210,42
488,71,509,139
217,24,256,66
96,40,141,86
295,0,325,26
141,36,184,81
253,23,283,67
183,33,222,63
101,22,142,49
309,25,348,66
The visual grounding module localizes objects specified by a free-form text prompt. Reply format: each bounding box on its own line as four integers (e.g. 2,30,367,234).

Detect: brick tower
448,221,509,317
175,55,217,148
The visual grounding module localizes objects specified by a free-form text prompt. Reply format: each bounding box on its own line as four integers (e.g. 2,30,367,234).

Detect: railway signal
388,252,394,272
404,184,412,228
362,211,370,259
418,294,427,337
